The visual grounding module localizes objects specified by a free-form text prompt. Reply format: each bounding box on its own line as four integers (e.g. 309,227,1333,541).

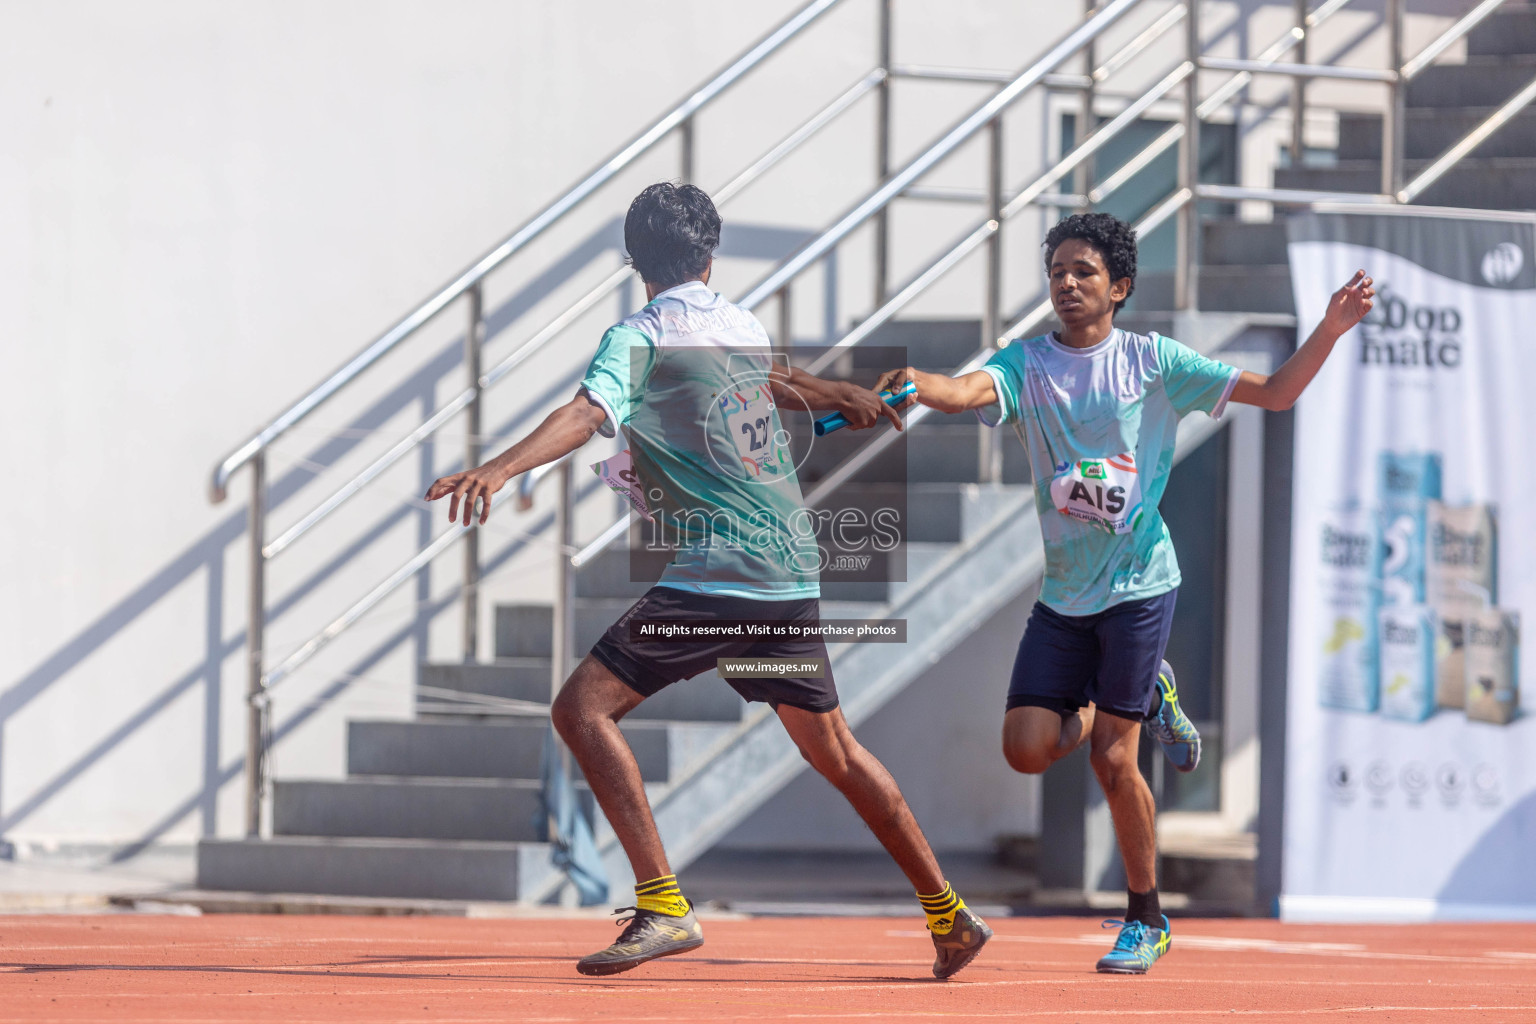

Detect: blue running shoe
1095,915,1171,974
1144,660,1200,773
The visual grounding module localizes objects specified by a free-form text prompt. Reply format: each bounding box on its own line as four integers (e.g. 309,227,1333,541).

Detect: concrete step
420,665,747,724
1197,265,1294,314
794,421,1031,485
1113,312,1178,339
418,659,550,707
346,718,674,782
1406,56,1536,108
845,318,985,372
273,776,574,843
1201,221,1289,266
1339,108,1536,162
196,836,552,902
1123,271,1173,313
1467,6,1536,58
1128,267,1294,315
493,605,552,659
1276,158,1536,210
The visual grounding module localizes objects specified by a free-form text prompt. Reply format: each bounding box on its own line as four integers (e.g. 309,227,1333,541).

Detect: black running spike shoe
930,905,993,979
574,904,705,976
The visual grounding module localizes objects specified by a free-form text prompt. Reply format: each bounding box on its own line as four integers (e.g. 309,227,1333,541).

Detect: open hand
873,367,920,411
1322,270,1375,335
424,464,509,526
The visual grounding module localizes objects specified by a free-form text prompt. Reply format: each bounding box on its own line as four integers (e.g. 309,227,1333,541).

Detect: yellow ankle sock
918,882,965,935
634,873,691,917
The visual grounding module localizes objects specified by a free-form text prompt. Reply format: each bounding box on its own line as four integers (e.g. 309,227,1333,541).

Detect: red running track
1,914,1534,1023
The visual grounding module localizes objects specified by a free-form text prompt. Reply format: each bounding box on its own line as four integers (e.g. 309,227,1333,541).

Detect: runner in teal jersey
878,212,1374,974
427,184,991,980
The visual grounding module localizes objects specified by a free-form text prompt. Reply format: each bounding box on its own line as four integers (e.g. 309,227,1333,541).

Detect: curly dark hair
1042,212,1137,313
623,182,722,288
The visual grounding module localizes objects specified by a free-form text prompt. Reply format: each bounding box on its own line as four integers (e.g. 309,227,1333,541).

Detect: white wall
0,0,1444,851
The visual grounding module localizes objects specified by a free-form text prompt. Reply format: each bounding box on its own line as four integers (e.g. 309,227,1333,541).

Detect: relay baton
813,379,918,436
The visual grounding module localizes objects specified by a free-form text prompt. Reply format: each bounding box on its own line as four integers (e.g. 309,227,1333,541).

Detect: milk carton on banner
1374,452,1442,607
1427,502,1498,708
1378,452,1443,508
1317,507,1379,712
1465,609,1521,725
1378,604,1438,722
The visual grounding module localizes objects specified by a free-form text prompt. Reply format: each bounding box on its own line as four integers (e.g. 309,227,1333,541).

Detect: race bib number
591,449,652,520
720,385,786,477
1048,453,1144,534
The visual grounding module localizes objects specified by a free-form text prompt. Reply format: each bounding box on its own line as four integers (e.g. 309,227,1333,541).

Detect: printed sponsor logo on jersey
1050,452,1143,534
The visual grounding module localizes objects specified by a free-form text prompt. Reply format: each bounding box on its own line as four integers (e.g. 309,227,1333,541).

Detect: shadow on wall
0,218,818,860
1437,788,1536,906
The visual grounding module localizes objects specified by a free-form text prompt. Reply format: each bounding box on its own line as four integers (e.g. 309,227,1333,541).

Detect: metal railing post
462,283,484,662
681,116,696,184
1077,1,1098,209
778,286,793,350
1383,0,1406,196
981,116,1004,483
245,453,267,837
551,461,576,702
1175,0,1200,311
874,0,892,306
1289,0,1308,164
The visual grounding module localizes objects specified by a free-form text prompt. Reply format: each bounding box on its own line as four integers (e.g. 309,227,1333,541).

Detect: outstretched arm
872,367,998,414
769,365,904,430
1231,270,1374,412
424,392,609,526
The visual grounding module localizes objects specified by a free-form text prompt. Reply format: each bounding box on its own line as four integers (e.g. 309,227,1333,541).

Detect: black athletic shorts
1005,588,1177,722
589,586,839,713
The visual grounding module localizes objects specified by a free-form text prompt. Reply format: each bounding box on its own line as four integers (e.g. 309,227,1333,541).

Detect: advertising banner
1283,210,1536,921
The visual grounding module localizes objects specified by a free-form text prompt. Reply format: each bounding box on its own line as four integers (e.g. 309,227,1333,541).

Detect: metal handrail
1197,56,1397,83
737,0,1144,311
803,59,1195,374
1087,0,1359,206
1399,69,1536,202
272,0,1158,587
208,0,844,503
575,0,1514,568
252,58,890,692
572,6,1194,566
259,67,886,559
1400,0,1506,80
888,4,1186,90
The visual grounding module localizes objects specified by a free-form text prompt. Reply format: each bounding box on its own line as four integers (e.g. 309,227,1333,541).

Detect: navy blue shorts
1004,589,1177,722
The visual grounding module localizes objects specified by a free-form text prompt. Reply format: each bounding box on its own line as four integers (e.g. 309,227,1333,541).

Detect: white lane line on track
12,1014,1536,1024
502,1010,1536,1022
886,930,1536,966
23,977,1531,999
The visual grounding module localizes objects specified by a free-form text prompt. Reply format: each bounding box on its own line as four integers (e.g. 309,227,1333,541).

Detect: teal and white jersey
979,328,1240,615
579,281,818,600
